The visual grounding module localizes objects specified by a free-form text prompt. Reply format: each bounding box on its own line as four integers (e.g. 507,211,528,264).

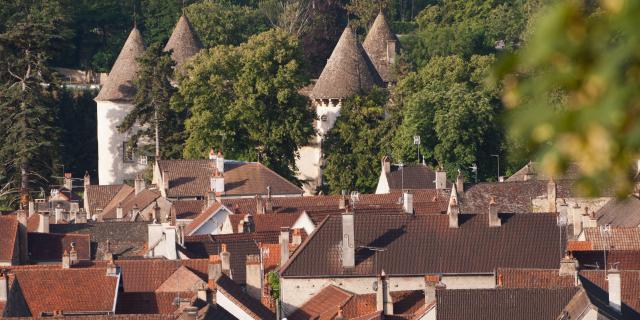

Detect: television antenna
469,163,478,183
413,135,421,163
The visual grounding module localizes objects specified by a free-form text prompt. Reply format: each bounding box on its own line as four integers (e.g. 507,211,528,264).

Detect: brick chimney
402,191,413,214
17,209,28,263
381,156,391,175
216,150,225,174
0,270,8,303
245,254,262,300
339,190,348,210
376,270,393,315
265,186,273,213
62,250,71,269
208,255,222,288
435,167,447,190
488,196,501,227
220,244,231,277
456,170,464,194
424,274,441,307
608,267,622,313
256,195,265,215
341,207,355,269
279,227,290,266
559,255,577,277
547,178,557,213
447,184,460,228
63,172,72,190
38,212,50,233
134,174,145,195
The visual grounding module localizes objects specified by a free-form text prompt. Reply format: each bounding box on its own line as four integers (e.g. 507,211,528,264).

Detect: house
0,216,20,266
375,156,449,194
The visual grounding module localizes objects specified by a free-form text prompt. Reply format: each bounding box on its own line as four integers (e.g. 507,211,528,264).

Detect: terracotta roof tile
497,268,577,288
95,28,145,101
28,232,91,262
172,200,205,220
0,216,18,262
228,213,300,233
385,164,443,191
579,270,640,316
567,240,593,251
436,287,579,320
289,285,353,320
158,160,302,198
115,291,192,315
50,221,149,259
13,267,119,316
100,185,135,219
85,185,126,215
184,202,223,235
114,259,209,292
281,213,566,277
215,274,275,319
155,265,206,293
574,250,640,270
583,227,640,250
506,162,582,182
102,189,160,220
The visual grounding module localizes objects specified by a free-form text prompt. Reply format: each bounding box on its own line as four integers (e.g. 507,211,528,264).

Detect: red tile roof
172,200,205,220
215,274,275,319
228,213,300,233
114,259,209,292
583,227,640,250
567,240,593,251
13,267,119,316
100,185,135,219
574,250,640,270
28,232,91,262
85,185,128,214
102,189,160,220
579,270,640,316
184,202,223,235
115,291,192,315
155,265,206,293
157,160,302,198
0,216,18,262
385,164,442,190
288,285,354,320
281,213,566,277
496,268,577,288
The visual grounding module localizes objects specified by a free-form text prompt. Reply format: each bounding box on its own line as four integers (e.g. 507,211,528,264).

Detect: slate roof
172,200,205,220
288,285,353,320
579,270,640,318
157,160,303,198
85,184,127,215
385,164,440,190
50,221,149,259
13,267,119,316
596,196,640,227
496,268,576,288
164,14,203,67
436,287,580,320
215,274,276,319
583,227,640,250
281,213,566,277
95,27,145,102
310,27,383,99
506,161,582,182
28,232,91,262
0,216,18,261
363,12,398,83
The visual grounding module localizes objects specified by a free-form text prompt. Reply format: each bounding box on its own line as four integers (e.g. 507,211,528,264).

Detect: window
123,142,135,163
320,115,328,122
139,156,148,165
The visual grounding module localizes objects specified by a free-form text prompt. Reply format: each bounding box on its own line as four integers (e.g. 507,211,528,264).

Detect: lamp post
490,154,500,181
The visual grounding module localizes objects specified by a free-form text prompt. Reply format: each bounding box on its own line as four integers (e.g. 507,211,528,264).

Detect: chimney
376,271,393,315
209,148,217,160
182,306,198,320
54,204,63,224
435,167,447,190
608,268,622,313
279,227,290,266
292,228,302,246
256,195,265,215
220,244,231,276
134,174,145,195
62,250,70,269
559,255,577,276
38,212,50,233
424,275,441,307
238,219,246,233
106,259,118,277
456,170,464,194
116,203,123,220
402,191,413,214
523,162,535,181
207,190,216,208
447,184,460,228
63,172,72,190
339,190,348,209
28,201,35,217
17,210,28,263
572,203,583,238
208,255,222,288
488,196,501,227
162,171,169,191
245,254,262,300
210,170,224,195
341,208,355,269
83,171,90,187
265,186,273,213
153,201,161,223
0,270,7,303
216,150,225,174
548,178,557,213
69,243,78,265
382,156,391,175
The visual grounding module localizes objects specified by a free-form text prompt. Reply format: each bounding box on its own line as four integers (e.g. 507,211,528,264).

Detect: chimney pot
424,274,441,306
256,195,265,215
63,173,72,190
559,255,578,276
447,184,460,228
456,170,464,194
106,259,118,277
381,156,391,175
279,227,290,266
402,191,413,214
216,151,224,174
292,228,302,246
488,196,501,227
339,190,348,209
265,186,273,213
220,244,231,276
608,268,622,313
83,171,90,187
62,250,71,269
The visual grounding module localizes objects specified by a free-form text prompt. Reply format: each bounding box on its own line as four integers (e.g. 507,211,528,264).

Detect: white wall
375,168,389,194
216,290,257,320
190,208,231,235
96,100,147,185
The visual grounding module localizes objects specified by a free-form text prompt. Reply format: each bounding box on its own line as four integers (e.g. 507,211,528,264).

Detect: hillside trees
177,29,314,181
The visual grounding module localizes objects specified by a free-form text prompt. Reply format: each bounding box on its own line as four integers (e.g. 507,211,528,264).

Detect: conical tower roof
164,14,203,67
363,12,399,83
310,27,383,100
96,27,145,102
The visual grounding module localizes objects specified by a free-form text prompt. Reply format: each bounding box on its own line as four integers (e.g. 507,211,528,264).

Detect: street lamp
490,154,500,181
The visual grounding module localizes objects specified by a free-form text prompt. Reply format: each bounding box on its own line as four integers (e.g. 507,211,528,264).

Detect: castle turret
164,14,203,68
363,12,399,84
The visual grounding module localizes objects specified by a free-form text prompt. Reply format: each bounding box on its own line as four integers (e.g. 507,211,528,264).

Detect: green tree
140,0,198,45
390,55,504,180
177,29,314,181
322,88,389,194
345,0,393,33
494,0,640,195
58,89,98,179
185,1,268,48
0,0,70,206
118,42,184,159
